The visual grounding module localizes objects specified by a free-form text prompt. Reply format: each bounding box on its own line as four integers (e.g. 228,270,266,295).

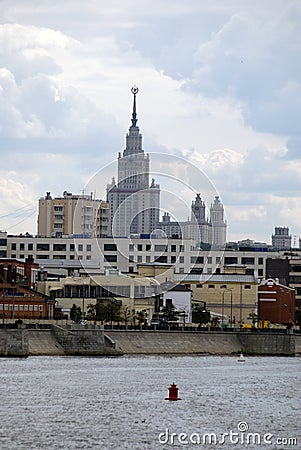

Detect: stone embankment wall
51,325,122,356
1,328,298,357
0,329,29,357
106,330,296,356
238,332,295,356
294,334,301,355
27,329,65,356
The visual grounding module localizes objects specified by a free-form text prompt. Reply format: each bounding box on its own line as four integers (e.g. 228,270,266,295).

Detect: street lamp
0,276,5,325
222,289,233,329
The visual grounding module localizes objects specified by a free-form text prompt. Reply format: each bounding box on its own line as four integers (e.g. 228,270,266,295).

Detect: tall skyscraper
107,87,160,237
272,227,292,249
210,196,227,246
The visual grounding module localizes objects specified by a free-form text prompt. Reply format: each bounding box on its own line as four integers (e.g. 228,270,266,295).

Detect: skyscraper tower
107,87,160,237
210,196,227,246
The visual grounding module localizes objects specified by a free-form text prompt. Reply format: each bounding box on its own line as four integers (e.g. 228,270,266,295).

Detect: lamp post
82,280,85,322
222,289,233,329
0,276,5,325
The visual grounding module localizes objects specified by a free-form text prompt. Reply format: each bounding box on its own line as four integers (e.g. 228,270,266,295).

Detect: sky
0,0,300,244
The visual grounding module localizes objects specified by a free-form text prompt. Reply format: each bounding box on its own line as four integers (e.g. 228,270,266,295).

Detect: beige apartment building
37,191,110,238
175,265,258,325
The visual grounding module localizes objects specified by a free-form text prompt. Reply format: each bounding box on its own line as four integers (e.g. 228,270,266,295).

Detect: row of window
193,284,252,289
11,243,93,252
0,304,43,311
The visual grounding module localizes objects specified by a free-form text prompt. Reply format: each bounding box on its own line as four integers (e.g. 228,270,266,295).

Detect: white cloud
0,1,300,242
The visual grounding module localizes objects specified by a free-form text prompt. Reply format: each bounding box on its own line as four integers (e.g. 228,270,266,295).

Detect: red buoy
165,383,181,401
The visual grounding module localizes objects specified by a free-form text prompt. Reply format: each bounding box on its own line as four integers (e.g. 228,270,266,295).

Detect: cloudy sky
0,0,300,244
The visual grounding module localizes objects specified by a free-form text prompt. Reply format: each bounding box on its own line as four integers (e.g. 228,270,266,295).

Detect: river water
0,356,300,449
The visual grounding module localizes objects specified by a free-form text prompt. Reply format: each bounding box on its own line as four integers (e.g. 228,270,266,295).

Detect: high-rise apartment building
106,87,160,237
37,191,109,238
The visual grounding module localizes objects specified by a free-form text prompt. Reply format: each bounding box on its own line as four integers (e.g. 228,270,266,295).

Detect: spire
131,86,138,127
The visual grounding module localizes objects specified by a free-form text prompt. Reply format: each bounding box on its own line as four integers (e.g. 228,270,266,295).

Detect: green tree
192,304,211,326
161,303,179,324
135,309,148,327
95,300,122,325
70,303,82,323
121,307,132,328
86,303,96,321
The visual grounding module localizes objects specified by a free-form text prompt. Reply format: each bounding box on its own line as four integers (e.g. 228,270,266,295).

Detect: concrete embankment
105,331,241,355
106,330,296,356
0,328,298,357
0,329,29,357
295,334,301,355
27,330,65,356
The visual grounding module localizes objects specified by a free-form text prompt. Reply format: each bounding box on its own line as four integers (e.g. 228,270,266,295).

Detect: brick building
0,258,55,321
258,278,295,326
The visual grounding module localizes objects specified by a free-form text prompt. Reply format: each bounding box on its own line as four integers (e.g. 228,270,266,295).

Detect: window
37,255,49,259
241,257,255,265
53,244,66,251
104,243,117,251
207,257,212,264
104,255,117,262
129,244,134,251
70,244,75,251
20,243,25,251
28,243,33,251
137,256,142,263
138,244,143,251
216,257,221,263
179,245,184,252
171,256,176,264
258,269,263,277
78,244,83,252
11,243,16,250
37,243,49,251
191,256,204,264
179,256,184,264
129,255,134,263
196,284,203,288
86,244,91,252
146,244,151,251
146,256,150,263
208,284,215,289
225,257,238,265
154,245,167,252
155,256,167,263
244,285,251,289
171,245,176,252
179,268,184,274
258,258,263,265
220,285,227,289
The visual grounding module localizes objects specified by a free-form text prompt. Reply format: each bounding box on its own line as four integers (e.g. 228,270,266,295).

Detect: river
0,356,300,449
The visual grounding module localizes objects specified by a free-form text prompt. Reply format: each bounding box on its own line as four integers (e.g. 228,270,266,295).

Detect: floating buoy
165,383,181,401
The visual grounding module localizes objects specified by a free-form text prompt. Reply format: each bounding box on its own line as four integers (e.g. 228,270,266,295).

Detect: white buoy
237,352,245,362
